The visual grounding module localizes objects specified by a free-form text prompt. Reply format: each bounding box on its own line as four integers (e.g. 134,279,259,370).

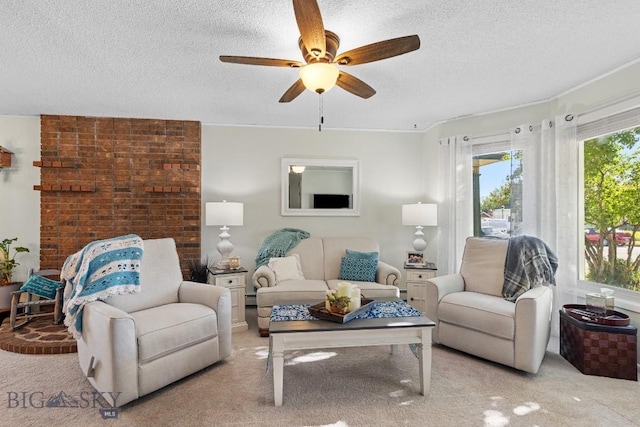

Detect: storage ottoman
559,308,637,381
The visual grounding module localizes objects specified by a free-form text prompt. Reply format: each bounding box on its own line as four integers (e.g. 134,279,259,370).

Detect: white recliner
71,238,232,407
424,237,553,374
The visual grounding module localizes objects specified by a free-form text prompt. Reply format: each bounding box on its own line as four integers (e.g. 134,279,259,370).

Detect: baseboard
246,294,256,306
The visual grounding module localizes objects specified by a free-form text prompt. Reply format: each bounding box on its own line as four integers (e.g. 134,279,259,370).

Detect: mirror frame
281,157,360,217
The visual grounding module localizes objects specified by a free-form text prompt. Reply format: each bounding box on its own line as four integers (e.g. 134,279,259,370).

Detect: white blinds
577,105,640,141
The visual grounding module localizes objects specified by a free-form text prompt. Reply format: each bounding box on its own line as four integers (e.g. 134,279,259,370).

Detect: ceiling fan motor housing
299,30,340,63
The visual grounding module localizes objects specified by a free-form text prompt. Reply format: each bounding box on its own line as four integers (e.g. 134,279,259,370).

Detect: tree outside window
583,127,640,291
473,150,522,239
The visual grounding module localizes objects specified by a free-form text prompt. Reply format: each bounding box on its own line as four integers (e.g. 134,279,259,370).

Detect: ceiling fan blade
220,55,303,68
292,0,326,59
335,35,421,66
336,71,376,99
279,79,306,103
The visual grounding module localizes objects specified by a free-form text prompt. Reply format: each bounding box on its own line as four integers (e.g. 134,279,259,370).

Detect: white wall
0,116,41,282
201,126,430,295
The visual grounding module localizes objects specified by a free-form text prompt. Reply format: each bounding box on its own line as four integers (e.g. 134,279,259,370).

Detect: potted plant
0,237,30,308
1,238,29,286
188,257,210,284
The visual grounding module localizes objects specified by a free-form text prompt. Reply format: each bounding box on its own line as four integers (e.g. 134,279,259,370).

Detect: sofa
252,237,401,336
424,237,554,374
68,238,232,407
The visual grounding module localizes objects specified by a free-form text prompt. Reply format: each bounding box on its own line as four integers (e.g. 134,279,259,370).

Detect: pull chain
318,93,324,132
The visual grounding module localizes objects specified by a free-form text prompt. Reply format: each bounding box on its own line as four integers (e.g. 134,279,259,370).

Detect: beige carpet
1,308,638,427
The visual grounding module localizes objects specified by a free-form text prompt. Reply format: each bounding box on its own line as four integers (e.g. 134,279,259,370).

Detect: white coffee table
269,311,435,407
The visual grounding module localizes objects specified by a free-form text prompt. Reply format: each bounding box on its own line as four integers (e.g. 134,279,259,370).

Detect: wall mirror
281,158,360,216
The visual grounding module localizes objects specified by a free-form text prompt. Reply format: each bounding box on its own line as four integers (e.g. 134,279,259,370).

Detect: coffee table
268,305,435,407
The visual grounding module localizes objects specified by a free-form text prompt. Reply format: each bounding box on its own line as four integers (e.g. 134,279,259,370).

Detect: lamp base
215,226,233,270
412,238,427,252
412,226,428,251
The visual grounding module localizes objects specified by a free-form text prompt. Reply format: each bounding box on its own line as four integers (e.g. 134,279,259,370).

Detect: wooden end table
208,268,248,332
404,263,437,313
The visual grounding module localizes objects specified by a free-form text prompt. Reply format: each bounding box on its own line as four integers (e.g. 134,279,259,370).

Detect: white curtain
552,116,580,332
437,136,473,275
520,116,579,334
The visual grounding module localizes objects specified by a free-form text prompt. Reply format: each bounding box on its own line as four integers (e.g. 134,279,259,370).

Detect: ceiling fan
219,0,421,103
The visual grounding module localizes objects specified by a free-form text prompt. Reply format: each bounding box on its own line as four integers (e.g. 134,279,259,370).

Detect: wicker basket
559,308,637,381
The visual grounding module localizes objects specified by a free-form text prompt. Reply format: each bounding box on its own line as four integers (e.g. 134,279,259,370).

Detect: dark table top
269,315,435,334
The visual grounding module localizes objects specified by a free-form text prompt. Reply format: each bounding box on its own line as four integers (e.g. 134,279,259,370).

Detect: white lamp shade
299,62,339,93
402,203,438,226
206,201,243,226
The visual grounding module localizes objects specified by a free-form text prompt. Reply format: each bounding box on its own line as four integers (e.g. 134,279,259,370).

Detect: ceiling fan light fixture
299,62,339,94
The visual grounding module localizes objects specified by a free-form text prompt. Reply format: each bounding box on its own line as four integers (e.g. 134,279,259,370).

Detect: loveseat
424,237,554,374
66,237,232,407
252,237,401,336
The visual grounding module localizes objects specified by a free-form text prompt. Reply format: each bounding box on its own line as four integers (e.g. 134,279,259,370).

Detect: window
580,127,640,293
472,150,522,239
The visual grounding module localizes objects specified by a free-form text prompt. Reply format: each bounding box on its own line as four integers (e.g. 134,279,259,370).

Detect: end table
208,267,249,332
404,263,437,313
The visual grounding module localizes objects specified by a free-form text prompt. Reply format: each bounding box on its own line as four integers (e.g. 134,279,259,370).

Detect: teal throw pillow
20,274,61,299
345,249,379,262
338,257,378,282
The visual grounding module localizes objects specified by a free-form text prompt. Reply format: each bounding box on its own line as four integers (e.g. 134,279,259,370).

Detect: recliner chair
68,238,232,407
424,237,553,374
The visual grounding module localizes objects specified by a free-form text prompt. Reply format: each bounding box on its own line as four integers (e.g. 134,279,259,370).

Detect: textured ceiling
2,1,640,131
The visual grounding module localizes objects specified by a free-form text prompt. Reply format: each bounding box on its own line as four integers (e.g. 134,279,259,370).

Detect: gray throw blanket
502,235,558,302
254,228,310,268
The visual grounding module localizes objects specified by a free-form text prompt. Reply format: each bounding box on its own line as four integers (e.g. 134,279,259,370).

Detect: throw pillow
20,274,62,299
338,257,378,282
345,249,379,262
268,254,305,282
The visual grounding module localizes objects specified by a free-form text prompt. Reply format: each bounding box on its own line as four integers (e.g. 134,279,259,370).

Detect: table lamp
402,202,438,251
206,200,244,269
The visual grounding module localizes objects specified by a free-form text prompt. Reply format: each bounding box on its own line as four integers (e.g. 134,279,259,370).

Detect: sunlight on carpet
513,402,541,416
484,396,545,426
256,343,338,367
304,422,349,427
398,379,414,405
286,351,337,365
483,409,510,427
254,345,269,359
389,389,406,398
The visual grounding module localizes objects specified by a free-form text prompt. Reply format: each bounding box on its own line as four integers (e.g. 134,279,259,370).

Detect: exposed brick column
38,115,201,278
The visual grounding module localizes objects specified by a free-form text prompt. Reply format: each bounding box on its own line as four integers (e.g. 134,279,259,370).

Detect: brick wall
38,115,201,278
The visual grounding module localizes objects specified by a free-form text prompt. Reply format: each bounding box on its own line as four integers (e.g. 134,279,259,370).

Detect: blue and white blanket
254,228,310,268
61,234,144,339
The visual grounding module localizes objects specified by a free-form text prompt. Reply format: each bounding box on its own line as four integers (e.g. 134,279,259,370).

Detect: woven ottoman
559,308,637,381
